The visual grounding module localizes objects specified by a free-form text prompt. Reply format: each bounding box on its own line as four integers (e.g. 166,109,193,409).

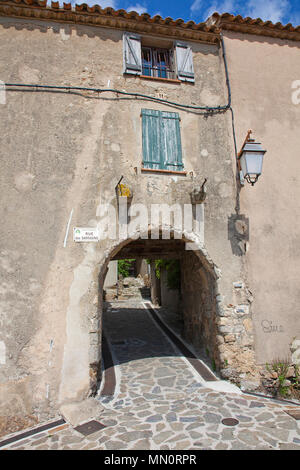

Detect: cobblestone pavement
2,300,300,451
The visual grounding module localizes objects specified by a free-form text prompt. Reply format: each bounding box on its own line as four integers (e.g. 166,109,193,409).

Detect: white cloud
69,0,117,6
190,0,203,13
152,11,163,17
126,3,148,14
190,0,292,24
246,0,290,23
203,3,218,18
289,12,300,26
191,0,236,17
99,0,117,6
206,0,235,17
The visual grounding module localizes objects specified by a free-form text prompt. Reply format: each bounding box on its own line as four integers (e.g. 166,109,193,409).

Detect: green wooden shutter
142,109,161,169
142,109,183,171
161,111,183,171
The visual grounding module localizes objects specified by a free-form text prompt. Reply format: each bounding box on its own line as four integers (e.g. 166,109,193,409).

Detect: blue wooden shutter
161,111,183,171
123,32,142,75
142,109,161,169
175,42,195,82
142,109,183,171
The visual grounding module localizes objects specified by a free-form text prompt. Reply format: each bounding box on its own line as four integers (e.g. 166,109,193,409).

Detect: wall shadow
228,213,249,256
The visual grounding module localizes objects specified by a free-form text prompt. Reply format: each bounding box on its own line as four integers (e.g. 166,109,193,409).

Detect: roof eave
209,12,300,42
0,1,220,44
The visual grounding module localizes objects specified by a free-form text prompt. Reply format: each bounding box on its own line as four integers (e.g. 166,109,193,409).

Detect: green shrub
118,259,135,278
146,259,181,290
266,359,291,398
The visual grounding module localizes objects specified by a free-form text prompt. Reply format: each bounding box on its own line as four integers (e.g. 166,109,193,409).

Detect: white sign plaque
73,227,99,242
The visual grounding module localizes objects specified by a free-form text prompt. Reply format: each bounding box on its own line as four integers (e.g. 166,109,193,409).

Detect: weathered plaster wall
135,258,148,278
223,31,300,365
103,261,118,288
0,16,249,433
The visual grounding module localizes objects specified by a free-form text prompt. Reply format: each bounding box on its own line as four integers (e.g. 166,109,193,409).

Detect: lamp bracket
238,129,253,158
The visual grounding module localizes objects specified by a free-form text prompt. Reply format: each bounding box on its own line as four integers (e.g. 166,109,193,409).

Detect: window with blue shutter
123,33,194,83
142,109,183,171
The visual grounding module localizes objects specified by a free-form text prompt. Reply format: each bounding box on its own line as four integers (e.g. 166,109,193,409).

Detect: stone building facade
211,13,300,368
0,2,299,434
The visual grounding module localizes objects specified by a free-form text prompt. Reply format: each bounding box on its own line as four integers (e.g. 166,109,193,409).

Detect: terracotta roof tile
0,2,299,42
0,0,220,42
210,12,300,41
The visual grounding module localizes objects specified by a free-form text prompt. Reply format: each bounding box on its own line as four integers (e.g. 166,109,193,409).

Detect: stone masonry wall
182,252,260,390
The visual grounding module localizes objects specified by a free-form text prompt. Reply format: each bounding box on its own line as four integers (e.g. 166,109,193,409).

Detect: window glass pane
142,48,152,76
157,51,167,78
141,47,173,79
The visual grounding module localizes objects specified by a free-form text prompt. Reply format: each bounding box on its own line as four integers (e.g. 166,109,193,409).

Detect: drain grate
222,418,239,426
74,420,106,436
285,410,300,420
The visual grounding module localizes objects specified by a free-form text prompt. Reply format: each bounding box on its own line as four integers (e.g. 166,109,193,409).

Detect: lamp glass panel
241,152,264,177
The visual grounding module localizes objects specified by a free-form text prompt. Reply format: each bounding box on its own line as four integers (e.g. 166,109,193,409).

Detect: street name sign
73,227,99,242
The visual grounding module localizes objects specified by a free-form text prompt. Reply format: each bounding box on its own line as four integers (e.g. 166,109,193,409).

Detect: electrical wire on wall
3,35,231,113
4,81,229,112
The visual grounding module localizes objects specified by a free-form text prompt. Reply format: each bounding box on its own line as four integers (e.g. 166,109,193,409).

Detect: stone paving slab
1,299,300,451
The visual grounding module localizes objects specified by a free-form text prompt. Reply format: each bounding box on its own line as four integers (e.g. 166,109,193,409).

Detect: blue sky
67,0,300,26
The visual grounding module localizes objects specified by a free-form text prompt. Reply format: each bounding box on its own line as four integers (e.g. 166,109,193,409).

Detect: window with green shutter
142,109,183,171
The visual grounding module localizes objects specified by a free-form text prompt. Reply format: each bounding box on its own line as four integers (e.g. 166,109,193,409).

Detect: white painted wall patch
0,341,6,364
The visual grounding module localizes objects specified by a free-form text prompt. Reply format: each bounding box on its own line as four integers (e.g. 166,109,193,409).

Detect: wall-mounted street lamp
238,130,266,186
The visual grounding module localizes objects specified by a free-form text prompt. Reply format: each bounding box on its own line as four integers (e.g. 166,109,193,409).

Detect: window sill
139,75,181,84
141,168,187,175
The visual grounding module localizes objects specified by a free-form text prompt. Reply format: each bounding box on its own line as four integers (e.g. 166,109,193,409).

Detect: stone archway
58,226,223,406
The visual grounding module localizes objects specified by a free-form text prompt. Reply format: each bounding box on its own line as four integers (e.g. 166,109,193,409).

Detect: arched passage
96,228,222,396
58,226,223,405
